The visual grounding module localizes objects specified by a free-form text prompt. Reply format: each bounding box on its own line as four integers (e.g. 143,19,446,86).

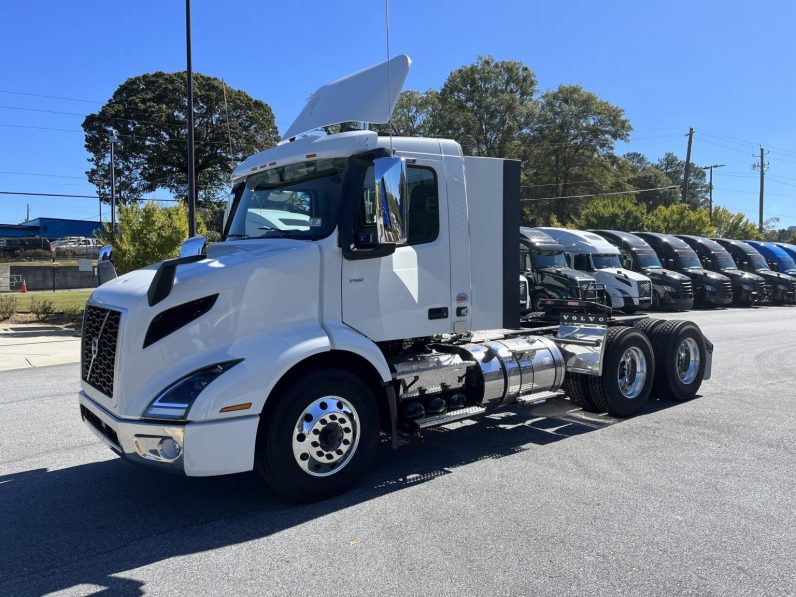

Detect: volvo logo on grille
90,336,99,359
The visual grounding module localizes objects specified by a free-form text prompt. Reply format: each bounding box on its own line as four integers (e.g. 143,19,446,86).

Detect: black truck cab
519,227,604,311
634,232,733,307
712,238,796,304
676,235,768,305
589,229,694,310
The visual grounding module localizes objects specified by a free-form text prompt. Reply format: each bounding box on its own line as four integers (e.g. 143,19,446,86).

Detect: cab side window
358,164,439,246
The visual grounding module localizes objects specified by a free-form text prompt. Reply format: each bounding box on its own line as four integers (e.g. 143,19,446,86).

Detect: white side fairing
281,55,411,140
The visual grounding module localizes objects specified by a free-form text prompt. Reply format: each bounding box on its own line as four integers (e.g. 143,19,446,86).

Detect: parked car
52,237,100,257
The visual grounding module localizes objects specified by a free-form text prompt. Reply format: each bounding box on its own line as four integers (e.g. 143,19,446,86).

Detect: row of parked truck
519,228,796,313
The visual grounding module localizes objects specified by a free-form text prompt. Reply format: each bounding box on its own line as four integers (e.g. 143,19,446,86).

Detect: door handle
428,307,449,320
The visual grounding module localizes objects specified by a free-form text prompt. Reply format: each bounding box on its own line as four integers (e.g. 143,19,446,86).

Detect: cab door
341,158,451,342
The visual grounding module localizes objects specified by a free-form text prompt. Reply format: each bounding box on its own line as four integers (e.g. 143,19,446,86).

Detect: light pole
109,130,119,232
185,0,196,237
701,163,725,224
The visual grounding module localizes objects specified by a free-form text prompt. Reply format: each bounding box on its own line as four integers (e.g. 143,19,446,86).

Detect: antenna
385,0,393,153
221,79,234,156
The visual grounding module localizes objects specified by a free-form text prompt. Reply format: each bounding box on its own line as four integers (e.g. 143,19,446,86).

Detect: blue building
0,217,102,240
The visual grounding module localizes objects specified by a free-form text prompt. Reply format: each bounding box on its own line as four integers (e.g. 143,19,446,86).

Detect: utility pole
185,0,197,237
759,146,764,232
25,203,30,222
701,163,725,224
682,127,694,203
109,130,118,232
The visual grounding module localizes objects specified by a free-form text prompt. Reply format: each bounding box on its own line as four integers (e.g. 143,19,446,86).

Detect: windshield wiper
226,233,251,240
257,226,290,237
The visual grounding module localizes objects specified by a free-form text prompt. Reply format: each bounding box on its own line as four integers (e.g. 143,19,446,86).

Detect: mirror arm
147,254,205,306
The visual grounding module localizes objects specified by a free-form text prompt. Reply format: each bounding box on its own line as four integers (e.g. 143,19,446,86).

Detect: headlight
705,285,717,294
777,284,788,291
742,284,753,291
662,285,676,294
144,360,242,420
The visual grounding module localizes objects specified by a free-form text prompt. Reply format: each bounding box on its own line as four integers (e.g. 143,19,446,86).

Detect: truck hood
642,268,690,285
753,269,796,285
720,270,764,285
537,266,596,286
593,268,649,285
84,239,322,417
680,268,730,285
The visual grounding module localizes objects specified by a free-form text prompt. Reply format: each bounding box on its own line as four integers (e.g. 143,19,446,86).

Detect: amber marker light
219,403,252,413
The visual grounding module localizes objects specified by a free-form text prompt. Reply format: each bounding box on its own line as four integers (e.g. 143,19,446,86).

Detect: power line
0,122,230,145
0,190,179,201
521,185,680,202
0,170,84,179
0,89,103,104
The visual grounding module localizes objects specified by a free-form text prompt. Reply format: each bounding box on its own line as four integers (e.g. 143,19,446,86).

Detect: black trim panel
502,160,521,328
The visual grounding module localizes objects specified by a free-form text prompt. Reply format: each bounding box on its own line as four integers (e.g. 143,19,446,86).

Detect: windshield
226,158,347,240
634,249,662,269
712,252,738,271
532,251,568,269
777,256,796,273
676,249,703,269
592,253,622,269
748,254,770,271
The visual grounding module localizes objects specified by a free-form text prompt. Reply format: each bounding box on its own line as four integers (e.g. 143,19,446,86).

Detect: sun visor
281,54,411,141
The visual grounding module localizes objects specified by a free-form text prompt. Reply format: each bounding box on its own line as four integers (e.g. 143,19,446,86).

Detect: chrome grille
680,281,693,297
755,279,766,293
720,280,733,295
519,279,528,304
81,305,121,397
638,281,651,297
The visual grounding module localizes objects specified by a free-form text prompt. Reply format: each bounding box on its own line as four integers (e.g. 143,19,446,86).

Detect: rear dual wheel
646,320,707,401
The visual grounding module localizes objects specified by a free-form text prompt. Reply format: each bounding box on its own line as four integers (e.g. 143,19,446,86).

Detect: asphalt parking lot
1,306,794,596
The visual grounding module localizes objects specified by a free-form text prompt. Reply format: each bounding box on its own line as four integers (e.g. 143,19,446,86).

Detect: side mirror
180,236,207,258
96,245,117,285
373,156,408,246
623,257,632,269
770,262,778,272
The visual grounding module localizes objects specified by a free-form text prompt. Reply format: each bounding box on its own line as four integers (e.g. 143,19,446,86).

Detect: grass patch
15,290,92,313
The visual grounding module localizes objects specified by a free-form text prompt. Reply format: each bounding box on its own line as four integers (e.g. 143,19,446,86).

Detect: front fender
186,321,390,421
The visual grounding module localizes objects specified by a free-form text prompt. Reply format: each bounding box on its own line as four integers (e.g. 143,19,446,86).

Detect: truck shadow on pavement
0,394,687,596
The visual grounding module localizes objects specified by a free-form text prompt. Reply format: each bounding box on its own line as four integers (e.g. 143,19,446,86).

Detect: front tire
255,369,379,502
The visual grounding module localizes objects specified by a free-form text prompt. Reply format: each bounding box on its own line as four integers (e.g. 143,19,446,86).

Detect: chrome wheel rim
292,396,360,477
617,346,647,399
535,295,547,311
676,337,700,384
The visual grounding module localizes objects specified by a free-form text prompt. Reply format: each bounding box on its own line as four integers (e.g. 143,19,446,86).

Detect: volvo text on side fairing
78,56,714,501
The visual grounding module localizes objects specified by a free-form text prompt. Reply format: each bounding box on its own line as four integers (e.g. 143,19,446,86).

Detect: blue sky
1,0,795,228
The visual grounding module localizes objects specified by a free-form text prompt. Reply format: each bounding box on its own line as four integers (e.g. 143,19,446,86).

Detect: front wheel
255,369,379,502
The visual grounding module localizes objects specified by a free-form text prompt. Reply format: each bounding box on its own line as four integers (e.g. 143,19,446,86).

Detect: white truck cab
79,56,711,501
537,228,653,312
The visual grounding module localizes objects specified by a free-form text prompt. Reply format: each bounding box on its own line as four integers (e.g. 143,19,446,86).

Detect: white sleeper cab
537,228,653,312
79,55,713,501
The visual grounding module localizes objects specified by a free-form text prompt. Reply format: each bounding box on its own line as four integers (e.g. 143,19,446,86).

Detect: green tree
436,55,537,157
645,203,713,235
390,89,440,137
655,152,709,209
97,202,206,275
523,85,632,223
711,206,763,240
83,72,279,208
630,165,680,208
573,196,648,231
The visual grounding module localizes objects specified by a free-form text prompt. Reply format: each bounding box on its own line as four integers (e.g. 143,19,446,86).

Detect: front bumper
660,293,694,310
700,289,733,307
79,392,259,476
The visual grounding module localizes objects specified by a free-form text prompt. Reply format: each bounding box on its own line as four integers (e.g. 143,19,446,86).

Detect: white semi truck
80,56,712,501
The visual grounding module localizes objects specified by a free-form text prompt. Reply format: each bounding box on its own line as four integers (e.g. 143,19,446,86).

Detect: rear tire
255,369,379,502
633,317,663,337
563,373,598,412
531,290,551,312
587,326,655,417
647,320,707,401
